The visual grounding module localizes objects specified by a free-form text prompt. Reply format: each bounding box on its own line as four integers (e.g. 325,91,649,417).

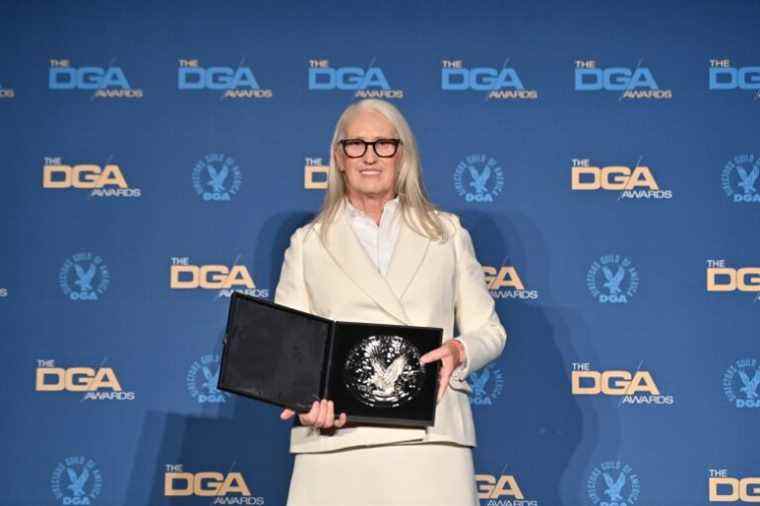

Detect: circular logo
192,153,243,201
469,364,505,406
343,335,425,408
723,358,760,408
586,460,640,505
721,154,760,203
586,254,639,304
454,154,505,203
51,456,103,505
187,353,229,404
59,253,110,301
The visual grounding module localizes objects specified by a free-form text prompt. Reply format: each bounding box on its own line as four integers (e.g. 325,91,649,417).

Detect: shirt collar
344,196,400,220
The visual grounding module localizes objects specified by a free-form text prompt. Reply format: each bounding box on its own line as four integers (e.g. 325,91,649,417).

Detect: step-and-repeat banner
2,0,758,504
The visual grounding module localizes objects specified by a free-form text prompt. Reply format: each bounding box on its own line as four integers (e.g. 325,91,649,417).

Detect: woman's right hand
280,399,348,429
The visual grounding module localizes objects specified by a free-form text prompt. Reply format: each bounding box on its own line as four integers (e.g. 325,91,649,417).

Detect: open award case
217,292,442,428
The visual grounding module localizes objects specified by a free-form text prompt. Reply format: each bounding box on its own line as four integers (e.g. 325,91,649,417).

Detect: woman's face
335,108,403,201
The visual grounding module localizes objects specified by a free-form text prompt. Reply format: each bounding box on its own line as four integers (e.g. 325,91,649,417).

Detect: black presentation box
217,292,442,428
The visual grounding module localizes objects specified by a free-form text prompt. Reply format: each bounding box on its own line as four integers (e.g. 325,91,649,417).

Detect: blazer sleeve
273,226,311,314
448,215,507,385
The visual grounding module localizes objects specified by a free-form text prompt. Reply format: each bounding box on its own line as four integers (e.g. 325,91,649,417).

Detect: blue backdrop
2,0,759,504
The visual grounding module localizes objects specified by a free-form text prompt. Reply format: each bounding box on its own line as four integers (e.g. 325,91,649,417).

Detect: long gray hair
315,99,447,242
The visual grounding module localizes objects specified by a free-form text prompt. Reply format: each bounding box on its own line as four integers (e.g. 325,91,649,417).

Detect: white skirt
286,442,478,506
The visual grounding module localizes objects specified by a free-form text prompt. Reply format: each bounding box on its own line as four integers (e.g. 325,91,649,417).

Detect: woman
276,98,507,505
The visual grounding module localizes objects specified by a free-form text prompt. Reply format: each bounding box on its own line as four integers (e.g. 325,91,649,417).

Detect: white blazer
274,203,507,454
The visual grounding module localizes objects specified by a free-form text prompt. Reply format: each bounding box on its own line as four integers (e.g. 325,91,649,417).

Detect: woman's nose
362,147,378,163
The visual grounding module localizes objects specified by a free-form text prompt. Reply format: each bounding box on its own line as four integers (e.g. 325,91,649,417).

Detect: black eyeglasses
339,138,402,158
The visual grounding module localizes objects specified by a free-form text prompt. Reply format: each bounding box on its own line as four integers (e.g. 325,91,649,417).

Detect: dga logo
571,363,674,405
177,59,273,99
0,79,14,99
454,154,505,203
192,154,243,201
706,259,760,302
187,353,229,404
42,157,141,197
170,257,270,299
483,265,539,300
59,253,110,301
586,254,639,304
48,58,143,98
51,456,103,505
709,58,760,100
469,364,505,406
304,157,329,190
307,58,403,98
35,359,136,401
709,469,760,502
164,464,264,504
587,460,641,505
574,59,672,99
721,154,760,203
723,358,760,409
441,59,538,100
476,471,538,505
571,158,672,199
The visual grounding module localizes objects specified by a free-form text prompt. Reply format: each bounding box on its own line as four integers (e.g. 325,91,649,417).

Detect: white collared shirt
344,197,401,277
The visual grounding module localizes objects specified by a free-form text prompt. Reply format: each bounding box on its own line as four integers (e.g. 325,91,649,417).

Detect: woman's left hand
419,340,465,401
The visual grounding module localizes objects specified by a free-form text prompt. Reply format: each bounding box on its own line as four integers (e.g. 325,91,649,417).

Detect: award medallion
343,335,425,408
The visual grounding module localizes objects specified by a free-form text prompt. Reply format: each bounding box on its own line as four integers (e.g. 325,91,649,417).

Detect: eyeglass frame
337,138,403,158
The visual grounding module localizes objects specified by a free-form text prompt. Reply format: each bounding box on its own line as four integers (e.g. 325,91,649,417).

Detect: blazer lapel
320,205,411,324
385,213,431,301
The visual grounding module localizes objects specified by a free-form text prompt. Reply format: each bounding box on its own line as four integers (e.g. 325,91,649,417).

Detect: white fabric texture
344,197,401,277
286,442,479,506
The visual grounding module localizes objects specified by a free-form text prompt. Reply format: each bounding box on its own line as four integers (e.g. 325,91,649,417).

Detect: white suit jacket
274,203,507,454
